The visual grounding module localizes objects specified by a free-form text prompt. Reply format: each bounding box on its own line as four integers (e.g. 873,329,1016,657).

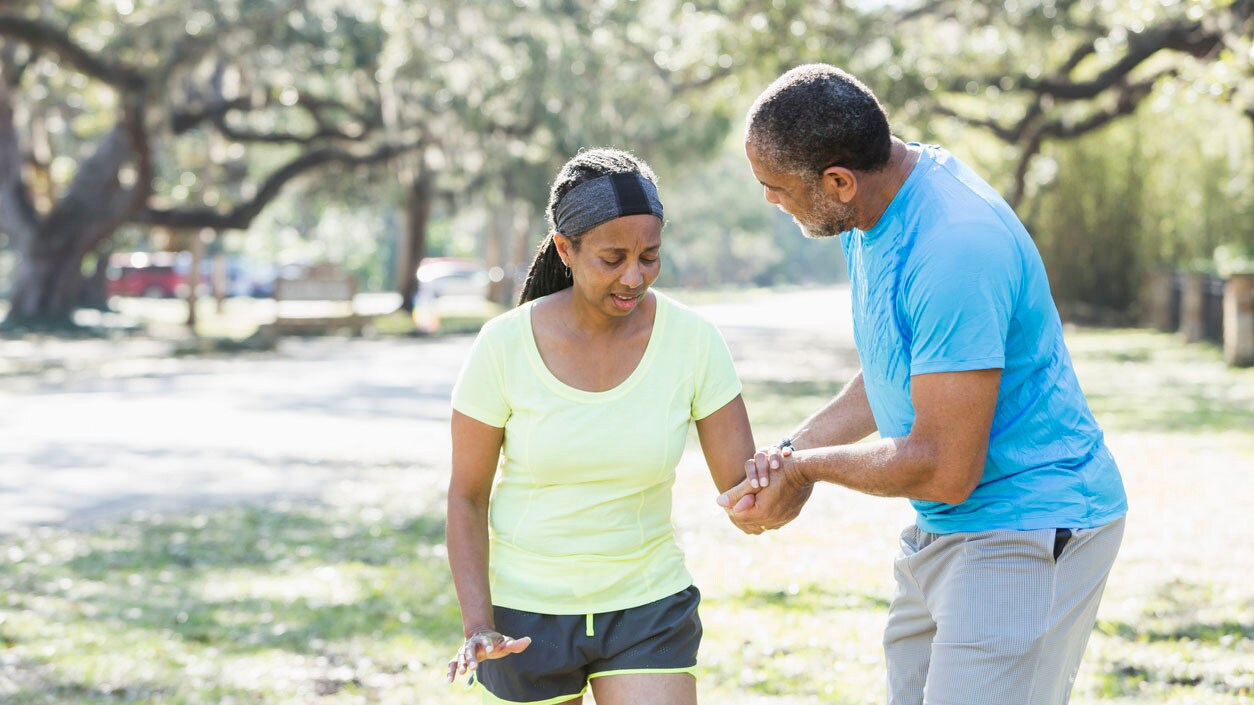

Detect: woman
445,148,758,705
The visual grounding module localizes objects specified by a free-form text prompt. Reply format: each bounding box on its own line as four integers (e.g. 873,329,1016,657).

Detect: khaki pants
884,517,1125,705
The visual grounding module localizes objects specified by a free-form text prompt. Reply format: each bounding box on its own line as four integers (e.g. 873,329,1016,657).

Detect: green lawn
1,327,1250,704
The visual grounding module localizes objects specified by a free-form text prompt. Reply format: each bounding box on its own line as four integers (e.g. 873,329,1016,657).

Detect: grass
1,325,1251,704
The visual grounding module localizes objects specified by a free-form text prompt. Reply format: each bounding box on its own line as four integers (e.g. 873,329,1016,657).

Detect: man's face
746,141,857,239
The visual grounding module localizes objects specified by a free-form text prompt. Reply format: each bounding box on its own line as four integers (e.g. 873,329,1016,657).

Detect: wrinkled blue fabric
841,145,1127,533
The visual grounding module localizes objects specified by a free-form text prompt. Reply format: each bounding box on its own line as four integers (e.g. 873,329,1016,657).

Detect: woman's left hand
446,629,532,683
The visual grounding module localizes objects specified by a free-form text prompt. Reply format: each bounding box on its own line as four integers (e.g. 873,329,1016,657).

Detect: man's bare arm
722,369,1000,526
787,370,878,450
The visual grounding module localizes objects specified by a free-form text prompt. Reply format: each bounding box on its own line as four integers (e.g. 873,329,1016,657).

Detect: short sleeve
451,322,510,427
903,228,1021,376
692,319,743,420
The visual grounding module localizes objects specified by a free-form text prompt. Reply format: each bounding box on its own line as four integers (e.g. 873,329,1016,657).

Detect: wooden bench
268,273,369,336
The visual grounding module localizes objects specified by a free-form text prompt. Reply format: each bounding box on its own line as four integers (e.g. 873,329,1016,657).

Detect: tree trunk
6,234,90,328
397,164,431,312
77,246,111,311
485,202,510,306
2,104,149,329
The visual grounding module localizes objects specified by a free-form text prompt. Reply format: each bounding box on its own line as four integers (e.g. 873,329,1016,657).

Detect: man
718,64,1128,705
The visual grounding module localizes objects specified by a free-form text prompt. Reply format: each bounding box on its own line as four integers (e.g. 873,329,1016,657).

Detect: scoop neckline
523,291,668,402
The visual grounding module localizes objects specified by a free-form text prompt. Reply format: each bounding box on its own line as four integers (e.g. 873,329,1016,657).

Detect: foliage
1029,99,1253,315
0,0,1250,320
659,140,849,289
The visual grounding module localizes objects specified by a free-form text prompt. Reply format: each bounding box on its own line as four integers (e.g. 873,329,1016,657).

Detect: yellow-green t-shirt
451,291,742,614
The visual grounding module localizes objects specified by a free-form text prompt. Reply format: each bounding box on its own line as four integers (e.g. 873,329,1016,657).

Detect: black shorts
473,585,702,704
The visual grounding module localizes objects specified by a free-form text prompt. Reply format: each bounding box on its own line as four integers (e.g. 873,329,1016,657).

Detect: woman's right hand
446,628,532,684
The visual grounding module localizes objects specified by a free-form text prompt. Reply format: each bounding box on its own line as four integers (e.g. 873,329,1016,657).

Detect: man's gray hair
746,64,893,179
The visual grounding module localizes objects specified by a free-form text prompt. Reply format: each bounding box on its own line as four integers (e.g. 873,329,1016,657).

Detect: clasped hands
716,444,813,535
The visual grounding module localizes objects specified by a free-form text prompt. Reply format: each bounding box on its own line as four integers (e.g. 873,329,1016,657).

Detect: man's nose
763,186,780,205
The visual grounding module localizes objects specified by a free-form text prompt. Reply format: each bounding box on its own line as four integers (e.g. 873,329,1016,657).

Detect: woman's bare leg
589,672,696,705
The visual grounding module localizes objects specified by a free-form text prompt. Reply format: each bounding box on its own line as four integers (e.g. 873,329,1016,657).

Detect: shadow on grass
0,504,461,702
1085,390,1254,435
727,583,890,612
1099,619,1254,643
1095,662,1204,697
1089,578,1253,699
1069,330,1254,434
1096,579,1254,645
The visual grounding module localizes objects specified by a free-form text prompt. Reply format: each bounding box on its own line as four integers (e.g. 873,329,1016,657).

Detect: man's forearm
789,370,878,450
788,434,969,505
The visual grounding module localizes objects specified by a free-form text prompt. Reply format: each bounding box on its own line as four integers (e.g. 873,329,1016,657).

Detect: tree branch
136,142,420,230
1022,20,1221,100
1037,72,1169,139
151,0,307,86
898,0,960,24
934,98,1042,144
211,119,371,145
0,14,146,90
171,97,255,134
173,91,380,144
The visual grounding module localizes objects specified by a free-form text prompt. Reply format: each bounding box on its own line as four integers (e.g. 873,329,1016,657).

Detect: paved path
0,286,856,534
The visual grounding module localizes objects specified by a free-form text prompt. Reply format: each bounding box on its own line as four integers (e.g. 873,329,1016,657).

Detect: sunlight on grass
1,326,1250,703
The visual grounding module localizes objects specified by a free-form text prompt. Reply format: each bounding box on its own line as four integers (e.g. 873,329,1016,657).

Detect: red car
106,252,193,298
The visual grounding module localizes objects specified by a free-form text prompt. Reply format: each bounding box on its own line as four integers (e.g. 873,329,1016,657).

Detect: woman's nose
621,261,644,288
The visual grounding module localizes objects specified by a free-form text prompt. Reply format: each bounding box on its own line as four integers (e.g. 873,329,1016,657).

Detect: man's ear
821,166,858,204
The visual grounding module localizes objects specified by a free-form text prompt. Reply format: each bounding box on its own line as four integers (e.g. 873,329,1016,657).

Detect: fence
1202,275,1225,345
1142,271,1254,367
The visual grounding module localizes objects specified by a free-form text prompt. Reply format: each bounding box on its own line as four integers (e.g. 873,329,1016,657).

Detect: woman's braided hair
518,148,658,305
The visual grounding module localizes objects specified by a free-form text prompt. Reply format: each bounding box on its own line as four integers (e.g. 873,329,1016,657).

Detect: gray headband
553,173,664,237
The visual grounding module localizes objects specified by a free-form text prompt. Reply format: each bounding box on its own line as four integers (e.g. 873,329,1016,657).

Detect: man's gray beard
796,217,836,239
795,197,856,239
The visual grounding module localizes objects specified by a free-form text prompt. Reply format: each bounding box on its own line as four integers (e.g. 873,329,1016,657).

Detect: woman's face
557,214,662,317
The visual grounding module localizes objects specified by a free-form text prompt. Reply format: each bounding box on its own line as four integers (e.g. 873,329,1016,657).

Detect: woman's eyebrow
599,244,661,254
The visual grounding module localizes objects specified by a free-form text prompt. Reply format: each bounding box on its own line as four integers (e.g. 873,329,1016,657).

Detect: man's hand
717,446,813,534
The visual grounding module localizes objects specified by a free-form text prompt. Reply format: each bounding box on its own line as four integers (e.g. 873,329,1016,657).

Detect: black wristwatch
777,436,795,451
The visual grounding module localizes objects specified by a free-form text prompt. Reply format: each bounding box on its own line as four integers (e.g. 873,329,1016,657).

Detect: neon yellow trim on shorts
587,666,698,680
475,678,587,705
585,613,594,637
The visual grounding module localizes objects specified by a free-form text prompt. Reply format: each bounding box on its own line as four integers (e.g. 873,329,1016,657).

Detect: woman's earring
563,262,571,278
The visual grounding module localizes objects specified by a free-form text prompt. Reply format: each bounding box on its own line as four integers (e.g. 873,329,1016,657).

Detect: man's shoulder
902,158,1028,268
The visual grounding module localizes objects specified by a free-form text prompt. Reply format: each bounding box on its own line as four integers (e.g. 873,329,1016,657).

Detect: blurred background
0,1,1251,704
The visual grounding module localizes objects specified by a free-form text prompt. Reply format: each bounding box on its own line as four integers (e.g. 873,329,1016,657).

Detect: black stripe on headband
609,173,652,217
553,172,664,237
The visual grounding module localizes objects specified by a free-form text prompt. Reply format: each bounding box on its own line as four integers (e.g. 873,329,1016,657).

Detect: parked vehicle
415,257,491,300
411,257,492,333
106,252,277,299
106,252,194,298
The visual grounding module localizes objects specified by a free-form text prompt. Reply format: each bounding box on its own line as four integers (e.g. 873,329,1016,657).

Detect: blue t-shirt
841,145,1127,534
